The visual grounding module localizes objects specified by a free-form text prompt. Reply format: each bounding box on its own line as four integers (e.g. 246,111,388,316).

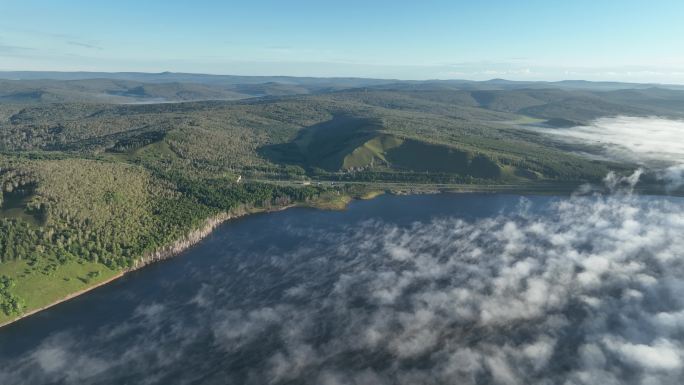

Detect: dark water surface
1,193,683,385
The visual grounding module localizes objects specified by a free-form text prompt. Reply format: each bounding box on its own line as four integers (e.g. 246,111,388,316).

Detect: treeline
175,177,324,211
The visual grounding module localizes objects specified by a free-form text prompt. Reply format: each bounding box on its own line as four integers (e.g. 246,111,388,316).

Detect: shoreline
0,184,630,329
0,203,298,329
0,272,124,329
2,182,676,329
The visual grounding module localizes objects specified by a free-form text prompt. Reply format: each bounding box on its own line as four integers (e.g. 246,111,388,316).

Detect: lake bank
1,178,676,329
0,182,620,329
0,183,384,328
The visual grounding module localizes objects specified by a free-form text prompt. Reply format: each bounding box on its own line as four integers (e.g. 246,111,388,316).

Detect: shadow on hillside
258,114,383,171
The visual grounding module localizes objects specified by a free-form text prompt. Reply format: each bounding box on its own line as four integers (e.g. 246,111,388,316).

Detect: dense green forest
1,75,683,322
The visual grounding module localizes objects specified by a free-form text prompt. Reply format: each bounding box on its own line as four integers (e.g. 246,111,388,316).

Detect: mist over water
536,116,684,165
0,189,683,385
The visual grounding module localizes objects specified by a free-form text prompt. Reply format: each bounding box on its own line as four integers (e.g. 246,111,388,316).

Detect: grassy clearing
98,138,178,164
341,134,402,169
304,192,352,210
358,190,385,200
0,194,42,226
0,259,119,324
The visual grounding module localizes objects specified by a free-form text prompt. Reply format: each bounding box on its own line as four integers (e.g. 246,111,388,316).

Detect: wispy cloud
67,41,102,50
0,43,35,54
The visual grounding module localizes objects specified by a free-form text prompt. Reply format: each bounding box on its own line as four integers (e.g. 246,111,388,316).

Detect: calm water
1,193,683,385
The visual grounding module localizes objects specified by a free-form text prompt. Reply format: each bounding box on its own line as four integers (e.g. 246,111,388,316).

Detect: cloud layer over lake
536,116,684,166
2,178,684,384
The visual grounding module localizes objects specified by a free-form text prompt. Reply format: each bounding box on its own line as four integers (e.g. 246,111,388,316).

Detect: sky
1,0,684,82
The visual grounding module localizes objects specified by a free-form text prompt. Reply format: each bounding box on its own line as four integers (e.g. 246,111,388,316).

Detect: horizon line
1,70,684,86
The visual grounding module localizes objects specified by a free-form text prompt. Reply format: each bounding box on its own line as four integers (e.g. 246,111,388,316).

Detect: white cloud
603,338,682,371
535,116,684,166
661,164,684,191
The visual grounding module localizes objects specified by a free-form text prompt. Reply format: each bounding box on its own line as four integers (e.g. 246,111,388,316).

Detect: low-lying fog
533,116,684,189
538,116,684,165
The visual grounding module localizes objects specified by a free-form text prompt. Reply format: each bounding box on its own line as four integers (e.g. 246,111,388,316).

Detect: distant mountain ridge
1,71,683,91
0,72,398,103
0,71,398,87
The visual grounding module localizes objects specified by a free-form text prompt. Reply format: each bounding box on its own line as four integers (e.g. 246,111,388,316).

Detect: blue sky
1,0,683,82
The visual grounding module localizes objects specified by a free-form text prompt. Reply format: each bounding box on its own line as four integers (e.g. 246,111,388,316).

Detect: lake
1,193,683,385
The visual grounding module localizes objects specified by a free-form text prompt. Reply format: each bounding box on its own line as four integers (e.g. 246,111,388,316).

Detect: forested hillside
4,85,666,183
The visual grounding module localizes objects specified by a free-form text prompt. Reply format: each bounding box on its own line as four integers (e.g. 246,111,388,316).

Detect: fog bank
537,116,684,166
